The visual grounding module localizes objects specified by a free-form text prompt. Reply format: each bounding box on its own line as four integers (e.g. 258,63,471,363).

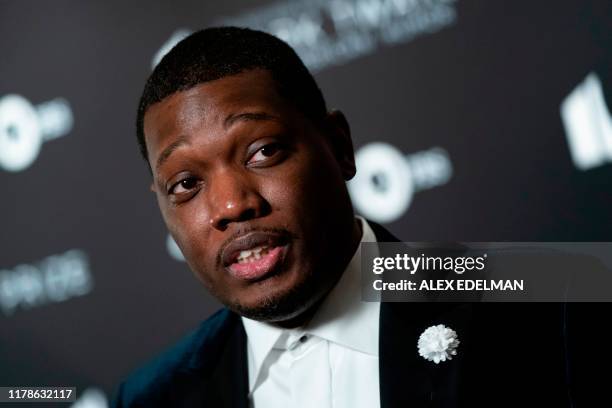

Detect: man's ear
324,110,356,180
149,182,156,193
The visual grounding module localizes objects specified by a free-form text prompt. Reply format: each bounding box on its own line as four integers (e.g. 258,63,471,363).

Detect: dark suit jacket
113,222,604,407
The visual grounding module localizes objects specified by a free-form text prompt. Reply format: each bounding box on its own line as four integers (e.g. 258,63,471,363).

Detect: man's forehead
143,69,289,142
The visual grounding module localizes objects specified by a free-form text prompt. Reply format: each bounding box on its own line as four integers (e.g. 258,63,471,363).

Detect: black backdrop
1,1,610,405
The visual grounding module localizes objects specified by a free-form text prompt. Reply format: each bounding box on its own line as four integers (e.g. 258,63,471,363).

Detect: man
114,27,600,407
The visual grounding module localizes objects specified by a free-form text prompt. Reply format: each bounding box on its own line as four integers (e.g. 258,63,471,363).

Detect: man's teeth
236,246,271,263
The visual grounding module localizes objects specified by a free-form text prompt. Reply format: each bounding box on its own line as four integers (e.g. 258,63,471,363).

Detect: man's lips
220,231,290,281
227,245,287,281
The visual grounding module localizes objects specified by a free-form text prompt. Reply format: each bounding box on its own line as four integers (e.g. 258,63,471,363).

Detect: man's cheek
258,170,300,208
166,211,212,267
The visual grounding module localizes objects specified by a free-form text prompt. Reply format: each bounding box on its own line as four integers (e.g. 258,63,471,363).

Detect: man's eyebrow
155,113,281,171
155,137,190,171
223,111,283,129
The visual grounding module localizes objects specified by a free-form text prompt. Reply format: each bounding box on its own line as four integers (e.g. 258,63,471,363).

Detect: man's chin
228,280,321,324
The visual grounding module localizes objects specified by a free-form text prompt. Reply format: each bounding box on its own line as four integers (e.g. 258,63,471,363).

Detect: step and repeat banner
1,0,610,405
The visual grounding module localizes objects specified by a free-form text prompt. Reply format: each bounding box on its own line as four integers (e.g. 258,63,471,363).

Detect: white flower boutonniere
418,324,460,364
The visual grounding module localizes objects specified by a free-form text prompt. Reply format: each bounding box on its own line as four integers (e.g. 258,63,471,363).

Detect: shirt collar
241,217,380,386
241,315,284,389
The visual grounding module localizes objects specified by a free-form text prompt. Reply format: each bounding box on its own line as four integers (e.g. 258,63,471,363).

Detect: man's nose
207,170,270,231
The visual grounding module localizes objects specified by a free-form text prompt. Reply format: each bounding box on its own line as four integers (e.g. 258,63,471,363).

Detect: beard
227,268,328,324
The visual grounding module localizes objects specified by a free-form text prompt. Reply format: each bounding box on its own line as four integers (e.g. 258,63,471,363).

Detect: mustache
216,226,296,267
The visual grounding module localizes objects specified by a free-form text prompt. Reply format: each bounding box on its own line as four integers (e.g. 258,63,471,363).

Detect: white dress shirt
241,217,380,408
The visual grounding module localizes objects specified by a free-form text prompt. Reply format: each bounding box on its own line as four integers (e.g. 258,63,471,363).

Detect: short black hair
136,26,328,164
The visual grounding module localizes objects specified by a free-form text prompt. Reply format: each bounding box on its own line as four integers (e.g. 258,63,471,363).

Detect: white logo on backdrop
348,142,452,223
167,234,186,262
0,94,73,172
561,72,611,171
70,388,108,408
152,0,457,72
0,249,93,316
151,29,192,69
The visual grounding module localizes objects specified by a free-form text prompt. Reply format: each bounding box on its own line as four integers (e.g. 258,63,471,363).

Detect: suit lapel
370,221,431,405
370,220,473,408
379,301,474,408
368,220,401,243
379,302,435,406
206,312,250,408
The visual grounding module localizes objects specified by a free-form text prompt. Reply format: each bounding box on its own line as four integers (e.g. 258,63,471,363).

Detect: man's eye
248,143,282,164
170,177,199,195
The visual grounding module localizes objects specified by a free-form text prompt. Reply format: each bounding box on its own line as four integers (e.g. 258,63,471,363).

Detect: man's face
143,69,358,323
